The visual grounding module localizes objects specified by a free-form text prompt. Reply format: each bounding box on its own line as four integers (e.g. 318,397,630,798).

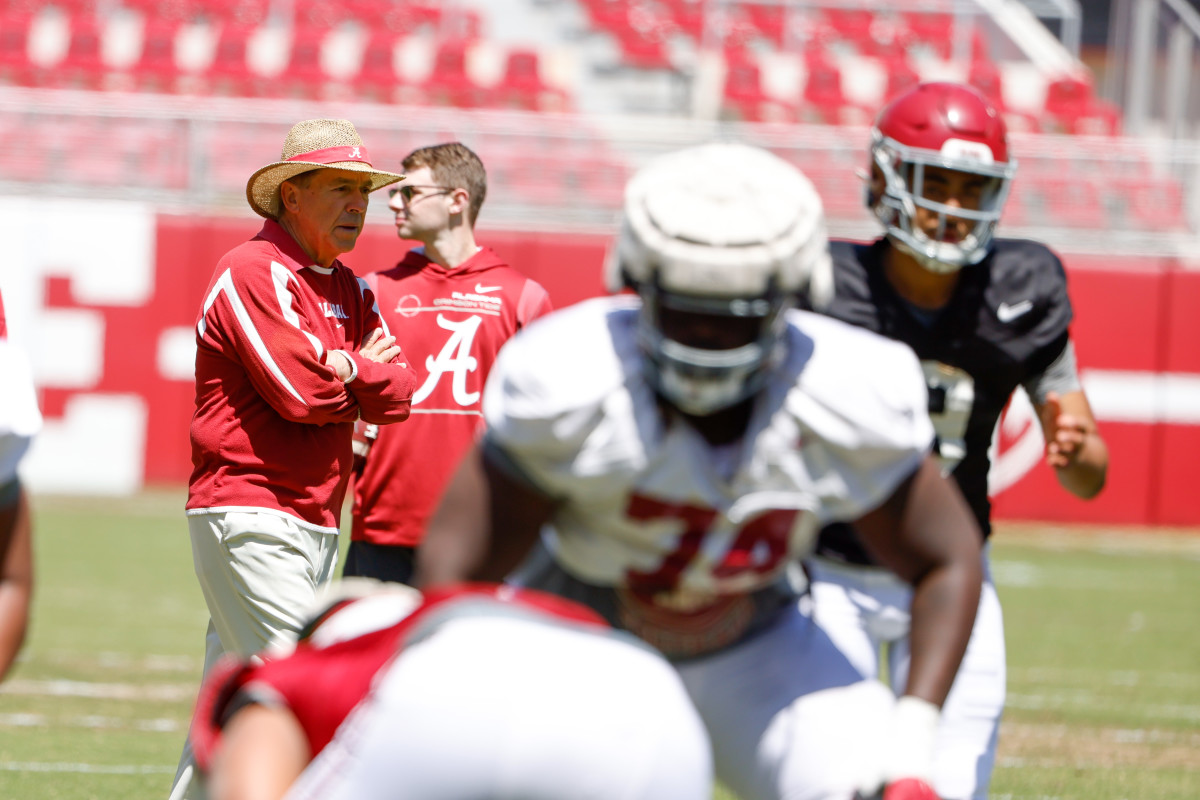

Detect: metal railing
0,86,1196,257
1106,0,1200,139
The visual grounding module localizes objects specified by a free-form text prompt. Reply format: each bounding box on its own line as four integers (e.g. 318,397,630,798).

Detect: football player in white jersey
417,143,985,800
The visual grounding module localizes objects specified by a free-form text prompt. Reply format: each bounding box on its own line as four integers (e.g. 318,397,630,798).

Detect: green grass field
0,491,1196,799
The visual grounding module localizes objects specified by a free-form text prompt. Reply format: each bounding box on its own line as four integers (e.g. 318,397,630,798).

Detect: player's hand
1042,391,1090,469
359,328,404,365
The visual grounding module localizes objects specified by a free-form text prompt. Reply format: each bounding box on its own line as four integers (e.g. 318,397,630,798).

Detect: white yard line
1006,691,1200,721
0,761,174,774
0,712,181,732
0,679,194,701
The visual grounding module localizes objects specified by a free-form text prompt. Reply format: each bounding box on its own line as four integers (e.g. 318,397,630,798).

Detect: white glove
855,695,940,798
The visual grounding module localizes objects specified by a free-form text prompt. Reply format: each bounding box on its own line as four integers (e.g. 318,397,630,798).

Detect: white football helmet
611,142,831,416
868,82,1017,273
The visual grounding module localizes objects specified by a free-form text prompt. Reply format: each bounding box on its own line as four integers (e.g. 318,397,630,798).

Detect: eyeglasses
388,184,453,203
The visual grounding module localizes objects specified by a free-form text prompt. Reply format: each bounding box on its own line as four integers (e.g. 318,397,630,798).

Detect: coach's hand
360,328,404,365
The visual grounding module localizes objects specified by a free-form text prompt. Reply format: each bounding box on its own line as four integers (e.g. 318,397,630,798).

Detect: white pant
806,551,1004,800
674,600,898,800
285,615,713,800
170,509,340,800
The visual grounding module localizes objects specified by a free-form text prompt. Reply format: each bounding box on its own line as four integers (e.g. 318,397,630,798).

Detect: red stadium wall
5,209,1198,526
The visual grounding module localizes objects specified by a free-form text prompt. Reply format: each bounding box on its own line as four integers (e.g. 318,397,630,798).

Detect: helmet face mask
867,82,1018,273
611,143,829,417
636,280,793,416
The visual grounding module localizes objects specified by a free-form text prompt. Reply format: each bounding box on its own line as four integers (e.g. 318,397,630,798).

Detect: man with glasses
345,142,552,585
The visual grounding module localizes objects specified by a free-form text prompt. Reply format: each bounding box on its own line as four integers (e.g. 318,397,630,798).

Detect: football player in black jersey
801,82,1110,800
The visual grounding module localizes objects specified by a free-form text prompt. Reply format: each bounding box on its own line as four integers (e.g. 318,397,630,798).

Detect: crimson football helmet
868,82,1017,273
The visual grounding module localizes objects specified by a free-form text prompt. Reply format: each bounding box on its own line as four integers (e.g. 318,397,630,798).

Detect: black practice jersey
807,237,1073,564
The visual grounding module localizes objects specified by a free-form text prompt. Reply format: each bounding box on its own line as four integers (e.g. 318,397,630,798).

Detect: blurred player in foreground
0,292,41,680
346,142,552,584
802,82,1109,799
189,582,713,800
417,142,984,800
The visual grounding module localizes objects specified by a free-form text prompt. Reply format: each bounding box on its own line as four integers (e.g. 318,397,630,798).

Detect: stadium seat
720,53,792,123
52,15,109,90
0,11,36,87
742,2,786,46
967,59,1040,133
821,7,875,47
490,48,568,112
192,0,267,26
421,39,488,108
661,0,705,41
610,25,673,70
353,31,404,103
881,55,920,102
1042,74,1122,136
130,18,182,94
293,0,350,30
798,51,870,125
203,23,259,96
901,11,952,58
579,0,630,32
274,27,329,99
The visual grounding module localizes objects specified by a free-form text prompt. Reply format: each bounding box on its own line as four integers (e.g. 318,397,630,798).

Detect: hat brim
246,160,406,219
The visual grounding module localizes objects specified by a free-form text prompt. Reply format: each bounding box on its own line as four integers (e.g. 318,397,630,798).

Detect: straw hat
246,119,405,219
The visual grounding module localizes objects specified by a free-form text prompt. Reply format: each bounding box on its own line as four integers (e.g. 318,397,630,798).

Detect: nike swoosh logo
997,299,1033,322
474,284,502,294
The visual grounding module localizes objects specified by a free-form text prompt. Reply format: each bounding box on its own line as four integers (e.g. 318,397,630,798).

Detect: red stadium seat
491,49,568,112
611,26,672,70
798,51,870,125
353,31,404,103
130,19,182,93
53,15,108,90
742,2,786,46
0,11,36,86
721,54,793,123
579,0,629,32
1043,74,1122,136
421,39,488,108
901,11,952,58
274,27,329,99
822,7,875,46
661,0,706,41
966,60,1040,133
293,0,350,30
203,23,258,96
192,0,267,26
881,55,920,102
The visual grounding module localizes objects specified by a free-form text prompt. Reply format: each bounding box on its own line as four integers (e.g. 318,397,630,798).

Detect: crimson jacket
187,220,417,530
